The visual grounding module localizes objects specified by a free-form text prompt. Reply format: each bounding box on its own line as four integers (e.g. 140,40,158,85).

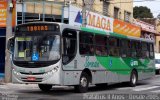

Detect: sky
133,0,160,18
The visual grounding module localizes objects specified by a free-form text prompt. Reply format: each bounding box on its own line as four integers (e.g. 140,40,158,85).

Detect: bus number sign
27,26,48,32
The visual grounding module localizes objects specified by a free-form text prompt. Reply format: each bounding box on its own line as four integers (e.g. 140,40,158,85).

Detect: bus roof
61,23,154,43
16,22,154,43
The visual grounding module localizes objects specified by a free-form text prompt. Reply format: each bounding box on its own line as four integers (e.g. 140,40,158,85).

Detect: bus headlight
13,69,20,76
44,66,59,76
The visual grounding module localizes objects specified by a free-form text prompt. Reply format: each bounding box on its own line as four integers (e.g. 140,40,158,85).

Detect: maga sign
87,12,113,33
69,5,113,33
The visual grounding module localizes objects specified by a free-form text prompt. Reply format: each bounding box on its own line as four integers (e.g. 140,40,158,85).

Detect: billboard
0,0,16,27
113,19,141,37
133,19,157,34
69,5,113,33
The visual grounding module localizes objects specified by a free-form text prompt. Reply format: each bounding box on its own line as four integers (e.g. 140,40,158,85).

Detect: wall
108,0,133,22
155,20,160,53
25,1,63,15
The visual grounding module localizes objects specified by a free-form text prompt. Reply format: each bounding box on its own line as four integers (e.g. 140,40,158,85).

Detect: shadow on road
16,81,149,96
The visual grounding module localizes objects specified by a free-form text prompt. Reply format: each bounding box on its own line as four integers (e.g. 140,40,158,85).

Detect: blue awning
0,73,4,78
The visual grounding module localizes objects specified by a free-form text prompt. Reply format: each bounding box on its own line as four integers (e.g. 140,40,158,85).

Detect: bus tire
74,72,89,93
129,70,138,87
38,84,52,92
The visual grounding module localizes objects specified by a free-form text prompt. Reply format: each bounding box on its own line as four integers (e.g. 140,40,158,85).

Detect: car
155,53,160,74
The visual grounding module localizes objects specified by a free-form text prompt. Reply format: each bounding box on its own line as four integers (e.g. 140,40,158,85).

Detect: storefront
0,0,16,79
133,19,157,41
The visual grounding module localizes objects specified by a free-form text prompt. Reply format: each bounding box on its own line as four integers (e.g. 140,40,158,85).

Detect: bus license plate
27,77,36,81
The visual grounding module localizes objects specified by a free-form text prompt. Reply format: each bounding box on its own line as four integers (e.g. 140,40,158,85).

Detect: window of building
124,11,131,22
103,1,109,16
114,7,119,19
79,31,94,56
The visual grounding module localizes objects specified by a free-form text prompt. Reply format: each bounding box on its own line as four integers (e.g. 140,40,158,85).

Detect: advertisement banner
0,1,7,27
69,5,113,33
133,19,157,34
113,19,141,37
0,0,16,27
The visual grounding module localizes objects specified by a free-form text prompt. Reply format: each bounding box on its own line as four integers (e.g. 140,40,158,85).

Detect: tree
133,6,153,18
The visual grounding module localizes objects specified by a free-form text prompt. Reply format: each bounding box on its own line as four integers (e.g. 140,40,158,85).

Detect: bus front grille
20,72,45,75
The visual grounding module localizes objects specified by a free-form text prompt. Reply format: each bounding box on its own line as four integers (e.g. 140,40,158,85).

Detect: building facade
74,0,133,23
155,20,160,53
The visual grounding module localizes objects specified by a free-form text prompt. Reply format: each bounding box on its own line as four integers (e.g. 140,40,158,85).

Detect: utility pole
5,0,13,83
42,0,45,22
82,0,86,27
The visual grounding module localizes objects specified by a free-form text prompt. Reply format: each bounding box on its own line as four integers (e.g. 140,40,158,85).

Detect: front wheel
38,84,52,92
129,70,138,87
74,72,89,93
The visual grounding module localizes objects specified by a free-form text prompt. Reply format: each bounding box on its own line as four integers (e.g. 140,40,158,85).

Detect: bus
7,22,155,93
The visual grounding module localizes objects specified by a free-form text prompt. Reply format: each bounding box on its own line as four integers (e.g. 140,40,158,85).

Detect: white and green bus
8,22,155,93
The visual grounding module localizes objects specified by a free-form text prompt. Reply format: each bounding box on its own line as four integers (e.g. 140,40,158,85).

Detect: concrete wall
26,2,63,15
24,0,133,22
155,20,160,53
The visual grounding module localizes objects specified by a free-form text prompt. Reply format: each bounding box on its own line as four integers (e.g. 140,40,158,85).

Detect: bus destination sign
16,23,59,32
27,25,48,31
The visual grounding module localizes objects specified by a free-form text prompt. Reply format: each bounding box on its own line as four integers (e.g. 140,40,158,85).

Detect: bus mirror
7,36,14,54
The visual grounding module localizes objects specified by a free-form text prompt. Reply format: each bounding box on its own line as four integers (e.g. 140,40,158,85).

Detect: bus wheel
74,72,89,93
129,70,138,87
38,84,52,92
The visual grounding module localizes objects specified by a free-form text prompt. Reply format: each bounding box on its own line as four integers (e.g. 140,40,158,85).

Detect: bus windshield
155,59,160,64
13,35,60,62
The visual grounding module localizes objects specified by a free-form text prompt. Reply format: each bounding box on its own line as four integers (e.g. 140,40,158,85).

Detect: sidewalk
0,78,4,85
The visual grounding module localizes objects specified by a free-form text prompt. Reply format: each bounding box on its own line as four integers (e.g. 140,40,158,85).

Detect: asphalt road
1,75,160,100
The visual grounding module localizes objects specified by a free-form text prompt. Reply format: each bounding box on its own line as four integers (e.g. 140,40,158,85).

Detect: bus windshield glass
155,59,160,64
13,35,60,62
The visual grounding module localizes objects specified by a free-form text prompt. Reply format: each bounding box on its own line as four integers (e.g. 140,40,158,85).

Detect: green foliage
133,6,153,18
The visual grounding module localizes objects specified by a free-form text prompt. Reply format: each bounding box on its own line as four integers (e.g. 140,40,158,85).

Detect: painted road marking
133,86,160,91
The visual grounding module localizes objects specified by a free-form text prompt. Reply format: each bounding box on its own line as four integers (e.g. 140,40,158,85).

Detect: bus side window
136,41,142,58
120,39,128,57
108,37,119,56
95,35,108,56
62,29,77,65
141,42,149,58
79,31,94,56
131,41,137,58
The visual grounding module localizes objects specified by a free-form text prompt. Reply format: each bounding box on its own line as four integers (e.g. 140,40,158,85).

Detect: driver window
62,29,77,65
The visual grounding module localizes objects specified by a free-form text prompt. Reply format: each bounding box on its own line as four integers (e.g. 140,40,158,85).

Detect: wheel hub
132,74,136,84
80,77,87,87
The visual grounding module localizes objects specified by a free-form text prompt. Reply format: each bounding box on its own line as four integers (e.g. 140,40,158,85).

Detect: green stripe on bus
110,32,128,38
96,56,154,75
81,27,109,35
81,27,128,39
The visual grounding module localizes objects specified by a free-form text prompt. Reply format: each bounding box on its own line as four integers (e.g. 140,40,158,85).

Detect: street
0,75,160,100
